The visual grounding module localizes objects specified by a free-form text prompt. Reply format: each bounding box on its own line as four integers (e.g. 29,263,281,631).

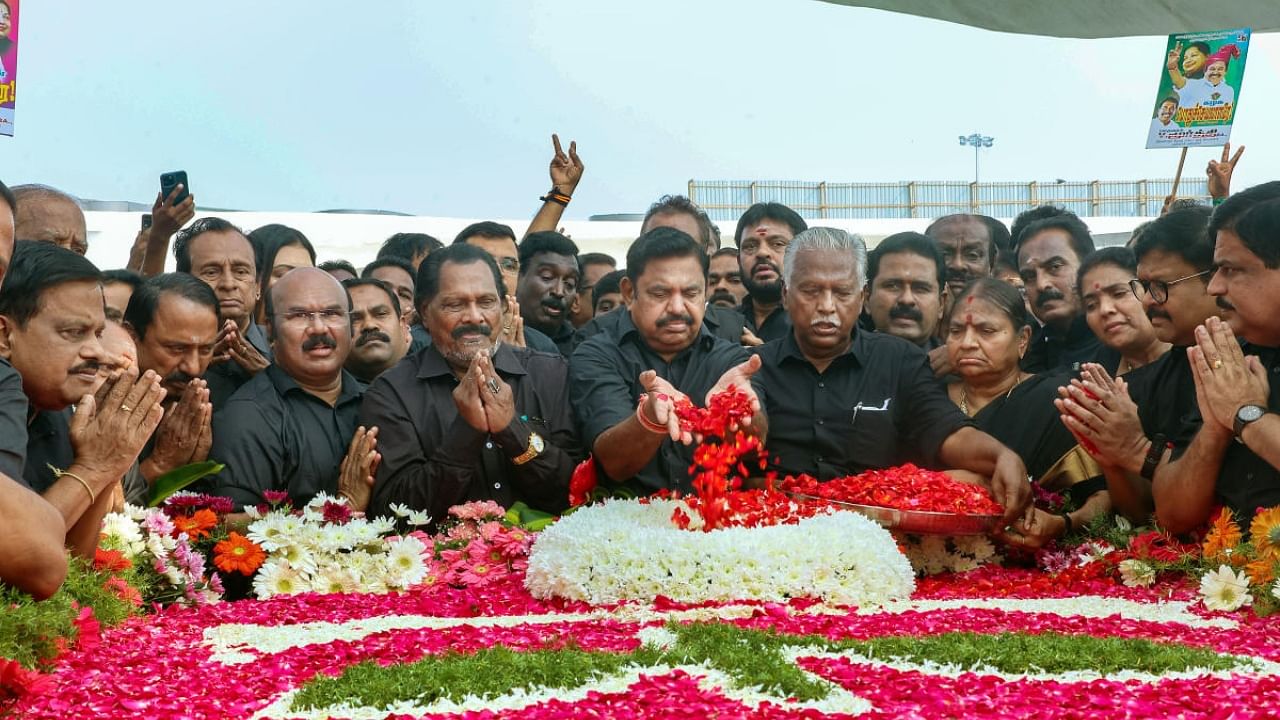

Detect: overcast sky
1,0,1276,219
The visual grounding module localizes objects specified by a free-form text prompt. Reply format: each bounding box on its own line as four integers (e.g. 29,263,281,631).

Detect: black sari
970,372,1106,507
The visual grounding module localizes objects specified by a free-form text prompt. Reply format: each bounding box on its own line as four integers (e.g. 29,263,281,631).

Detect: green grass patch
290,622,1252,712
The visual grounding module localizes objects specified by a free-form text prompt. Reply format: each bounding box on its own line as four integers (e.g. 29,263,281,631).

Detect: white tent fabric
821,1,1279,38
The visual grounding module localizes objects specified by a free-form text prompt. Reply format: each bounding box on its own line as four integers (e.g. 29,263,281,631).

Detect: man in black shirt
1149,182,1280,532
452,222,560,354
862,232,949,375
0,180,68,599
0,242,165,558
343,277,411,383
754,227,1032,526
1011,206,1101,373
516,231,580,355
210,268,377,510
363,244,580,523
120,273,221,504
570,227,765,495
174,217,273,407
1055,206,1218,522
735,202,806,343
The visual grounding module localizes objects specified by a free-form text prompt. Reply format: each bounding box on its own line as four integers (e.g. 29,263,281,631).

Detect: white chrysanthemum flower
407,510,432,527
388,503,413,518
247,513,290,551
278,544,319,577
1118,559,1157,587
385,536,429,586
253,560,304,599
100,512,147,558
526,499,913,605
1200,565,1253,612
243,505,263,520
367,515,397,535
310,568,359,595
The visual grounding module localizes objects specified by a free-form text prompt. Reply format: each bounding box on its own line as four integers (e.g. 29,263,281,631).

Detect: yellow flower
1249,507,1280,560
1202,507,1242,562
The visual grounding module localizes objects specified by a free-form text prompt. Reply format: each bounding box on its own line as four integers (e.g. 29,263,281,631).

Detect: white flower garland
523,498,915,605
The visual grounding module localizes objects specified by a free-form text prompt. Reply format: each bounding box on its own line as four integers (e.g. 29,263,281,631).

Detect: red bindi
965,313,973,324
965,295,975,304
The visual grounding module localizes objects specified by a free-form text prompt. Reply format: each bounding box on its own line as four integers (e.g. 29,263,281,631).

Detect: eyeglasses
496,258,520,274
1128,269,1212,305
277,309,351,327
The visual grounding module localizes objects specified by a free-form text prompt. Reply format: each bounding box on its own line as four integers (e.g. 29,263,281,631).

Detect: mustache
945,269,973,284
356,328,392,346
301,335,337,351
657,313,695,328
70,361,101,375
708,290,738,307
888,303,923,322
752,261,780,276
163,369,197,386
1035,288,1066,309
452,323,492,340
541,297,567,312
1146,306,1171,322
1217,296,1236,311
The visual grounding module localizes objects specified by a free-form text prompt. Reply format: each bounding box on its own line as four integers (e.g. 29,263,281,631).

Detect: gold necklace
959,374,1024,417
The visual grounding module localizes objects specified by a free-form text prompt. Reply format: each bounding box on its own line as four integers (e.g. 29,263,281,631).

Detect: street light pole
958,132,994,184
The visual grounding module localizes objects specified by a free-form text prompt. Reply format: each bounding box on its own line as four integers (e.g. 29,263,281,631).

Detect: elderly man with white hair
753,227,1033,527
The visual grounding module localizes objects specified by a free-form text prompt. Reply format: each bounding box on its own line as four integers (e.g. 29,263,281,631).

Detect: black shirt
541,321,576,357
1021,315,1103,374
569,310,752,494
362,343,580,523
1171,345,1280,520
741,295,791,343
755,330,973,479
208,364,364,509
23,409,74,494
1124,347,1198,446
0,358,28,483
572,304,745,353
205,323,274,409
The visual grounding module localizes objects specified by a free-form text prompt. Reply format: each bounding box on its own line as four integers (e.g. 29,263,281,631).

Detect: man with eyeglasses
1055,205,1221,523
735,202,807,343
209,268,379,511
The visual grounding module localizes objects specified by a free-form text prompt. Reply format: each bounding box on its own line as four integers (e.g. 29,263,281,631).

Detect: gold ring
486,378,500,394
1213,359,1224,369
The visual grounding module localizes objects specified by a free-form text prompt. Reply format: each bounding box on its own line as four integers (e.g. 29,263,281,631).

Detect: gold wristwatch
512,432,545,465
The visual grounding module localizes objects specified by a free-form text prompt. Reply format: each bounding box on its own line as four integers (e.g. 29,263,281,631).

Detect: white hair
782,226,868,290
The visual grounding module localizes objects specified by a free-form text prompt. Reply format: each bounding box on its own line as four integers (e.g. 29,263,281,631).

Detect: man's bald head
266,267,351,325
12,184,88,256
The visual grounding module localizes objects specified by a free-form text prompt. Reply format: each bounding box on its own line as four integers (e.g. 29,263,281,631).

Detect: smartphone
160,170,190,206
141,213,152,231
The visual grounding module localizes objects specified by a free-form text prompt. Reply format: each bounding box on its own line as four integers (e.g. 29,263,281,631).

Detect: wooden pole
1169,147,1189,200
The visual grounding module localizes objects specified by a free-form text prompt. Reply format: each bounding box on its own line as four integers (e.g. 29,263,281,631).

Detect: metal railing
688,179,1211,221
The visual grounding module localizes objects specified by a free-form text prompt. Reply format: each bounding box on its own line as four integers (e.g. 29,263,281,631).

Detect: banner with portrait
0,0,17,136
1145,27,1250,149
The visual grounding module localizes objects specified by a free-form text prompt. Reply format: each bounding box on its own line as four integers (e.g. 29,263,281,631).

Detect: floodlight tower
958,133,994,184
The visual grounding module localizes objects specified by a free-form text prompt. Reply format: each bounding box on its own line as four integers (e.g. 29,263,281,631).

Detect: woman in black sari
944,278,1111,548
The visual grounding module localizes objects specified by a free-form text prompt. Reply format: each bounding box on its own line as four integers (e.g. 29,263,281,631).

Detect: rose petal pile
784,463,1004,515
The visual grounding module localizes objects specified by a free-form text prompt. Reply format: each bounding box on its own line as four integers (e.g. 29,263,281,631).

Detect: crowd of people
1,135,1278,601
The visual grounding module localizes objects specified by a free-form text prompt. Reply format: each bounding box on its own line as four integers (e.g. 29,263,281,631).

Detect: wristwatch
1233,404,1269,440
512,432,545,465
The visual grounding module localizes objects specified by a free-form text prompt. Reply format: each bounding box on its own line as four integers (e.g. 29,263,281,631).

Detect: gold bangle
51,465,96,505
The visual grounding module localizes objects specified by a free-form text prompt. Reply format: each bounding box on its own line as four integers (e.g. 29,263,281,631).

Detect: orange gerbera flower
172,509,219,540
1202,507,1243,563
1245,557,1277,587
213,532,266,576
1250,506,1280,560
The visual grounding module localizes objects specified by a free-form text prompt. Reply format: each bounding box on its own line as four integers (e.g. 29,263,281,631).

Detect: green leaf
146,461,225,507
507,501,558,531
